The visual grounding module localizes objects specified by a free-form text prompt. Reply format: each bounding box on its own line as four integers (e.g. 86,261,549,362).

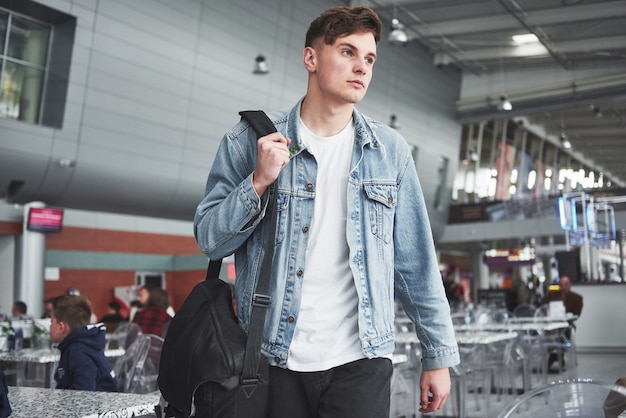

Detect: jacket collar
284,98,381,158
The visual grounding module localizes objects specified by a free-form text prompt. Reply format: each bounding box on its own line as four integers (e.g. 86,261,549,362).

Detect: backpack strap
205,110,278,283
206,259,222,281
237,110,278,390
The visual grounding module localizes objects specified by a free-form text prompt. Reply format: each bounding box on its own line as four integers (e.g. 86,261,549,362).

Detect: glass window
7,15,50,66
0,9,50,124
1,60,44,122
0,11,8,54
1,3,75,128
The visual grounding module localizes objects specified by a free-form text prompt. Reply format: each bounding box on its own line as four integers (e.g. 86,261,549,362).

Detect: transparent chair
534,306,577,377
446,344,492,418
488,308,513,324
517,333,549,391
513,303,536,318
485,336,525,403
113,334,151,393
392,338,422,418
105,322,142,350
497,378,626,418
132,333,164,394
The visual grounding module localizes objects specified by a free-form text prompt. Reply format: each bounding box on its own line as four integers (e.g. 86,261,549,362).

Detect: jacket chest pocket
364,183,398,243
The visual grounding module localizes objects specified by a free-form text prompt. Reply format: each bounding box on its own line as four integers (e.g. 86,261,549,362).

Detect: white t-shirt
286,118,364,372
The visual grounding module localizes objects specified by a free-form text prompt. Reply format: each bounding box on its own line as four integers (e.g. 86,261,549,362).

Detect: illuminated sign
27,207,64,233
483,247,536,266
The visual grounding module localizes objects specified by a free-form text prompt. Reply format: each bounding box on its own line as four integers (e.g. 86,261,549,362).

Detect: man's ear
302,46,316,72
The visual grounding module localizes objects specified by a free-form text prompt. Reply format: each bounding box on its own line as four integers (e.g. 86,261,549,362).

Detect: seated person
49,295,118,391
41,297,56,319
540,275,583,317
132,287,172,337
100,301,127,332
128,286,151,322
11,301,32,320
540,275,582,370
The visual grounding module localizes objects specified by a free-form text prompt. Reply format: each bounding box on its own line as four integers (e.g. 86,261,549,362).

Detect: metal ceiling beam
451,35,626,61
404,1,626,37
498,0,572,70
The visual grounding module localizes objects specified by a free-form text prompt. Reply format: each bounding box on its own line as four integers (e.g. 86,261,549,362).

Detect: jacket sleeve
392,150,460,370
194,124,271,260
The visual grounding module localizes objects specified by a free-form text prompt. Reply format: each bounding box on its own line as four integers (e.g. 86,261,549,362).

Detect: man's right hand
253,132,291,196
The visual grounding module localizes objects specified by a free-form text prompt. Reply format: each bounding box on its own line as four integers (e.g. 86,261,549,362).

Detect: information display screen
26,207,64,233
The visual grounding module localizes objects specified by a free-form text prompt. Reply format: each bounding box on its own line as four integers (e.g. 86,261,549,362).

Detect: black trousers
268,358,393,418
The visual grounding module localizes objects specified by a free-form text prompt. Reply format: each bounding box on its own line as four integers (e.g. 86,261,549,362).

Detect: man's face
560,277,571,293
137,288,150,305
309,31,377,105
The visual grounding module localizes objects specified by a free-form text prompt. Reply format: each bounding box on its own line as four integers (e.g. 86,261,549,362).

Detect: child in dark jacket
50,295,118,391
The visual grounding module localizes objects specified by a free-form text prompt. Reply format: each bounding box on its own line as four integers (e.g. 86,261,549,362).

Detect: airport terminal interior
1,0,626,416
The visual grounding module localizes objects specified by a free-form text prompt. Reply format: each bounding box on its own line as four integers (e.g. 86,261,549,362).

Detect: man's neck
300,94,354,137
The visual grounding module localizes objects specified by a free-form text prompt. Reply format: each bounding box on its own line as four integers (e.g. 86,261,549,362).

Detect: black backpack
158,111,278,418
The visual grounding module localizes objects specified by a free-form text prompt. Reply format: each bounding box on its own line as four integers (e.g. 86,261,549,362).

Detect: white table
453,321,570,333
6,386,158,417
454,331,518,345
395,330,518,345
0,347,125,388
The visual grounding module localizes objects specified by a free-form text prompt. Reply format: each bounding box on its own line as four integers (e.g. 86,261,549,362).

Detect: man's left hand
419,367,451,413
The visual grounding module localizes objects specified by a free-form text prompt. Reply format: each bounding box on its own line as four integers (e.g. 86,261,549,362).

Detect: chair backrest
124,322,142,349
497,378,626,418
534,304,550,318
113,334,151,393
488,308,512,324
513,303,536,318
105,322,143,350
124,333,164,394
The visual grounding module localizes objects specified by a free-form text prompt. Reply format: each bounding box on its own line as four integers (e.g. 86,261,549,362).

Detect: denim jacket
194,99,460,370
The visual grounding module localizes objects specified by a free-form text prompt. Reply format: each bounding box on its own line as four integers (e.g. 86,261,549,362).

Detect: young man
49,295,118,392
194,6,459,417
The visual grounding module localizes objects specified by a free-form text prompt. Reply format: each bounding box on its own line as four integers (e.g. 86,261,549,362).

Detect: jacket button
306,183,314,190
297,269,303,277
302,226,309,233
274,356,281,363
288,316,295,323
388,196,394,204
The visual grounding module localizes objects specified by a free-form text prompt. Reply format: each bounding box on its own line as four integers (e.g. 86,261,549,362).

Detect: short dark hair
305,6,382,48
13,301,27,315
108,301,121,312
52,295,92,330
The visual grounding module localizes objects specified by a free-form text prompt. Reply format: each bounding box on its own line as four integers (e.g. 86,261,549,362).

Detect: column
16,202,46,319
471,248,489,303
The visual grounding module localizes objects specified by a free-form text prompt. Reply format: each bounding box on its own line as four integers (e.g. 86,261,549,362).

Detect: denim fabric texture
194,98,460,370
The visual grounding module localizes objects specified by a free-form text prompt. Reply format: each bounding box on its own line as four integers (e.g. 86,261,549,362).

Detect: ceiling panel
370,0,626,186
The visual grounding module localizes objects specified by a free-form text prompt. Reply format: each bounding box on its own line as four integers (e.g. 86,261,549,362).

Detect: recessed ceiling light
512,33,539,45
